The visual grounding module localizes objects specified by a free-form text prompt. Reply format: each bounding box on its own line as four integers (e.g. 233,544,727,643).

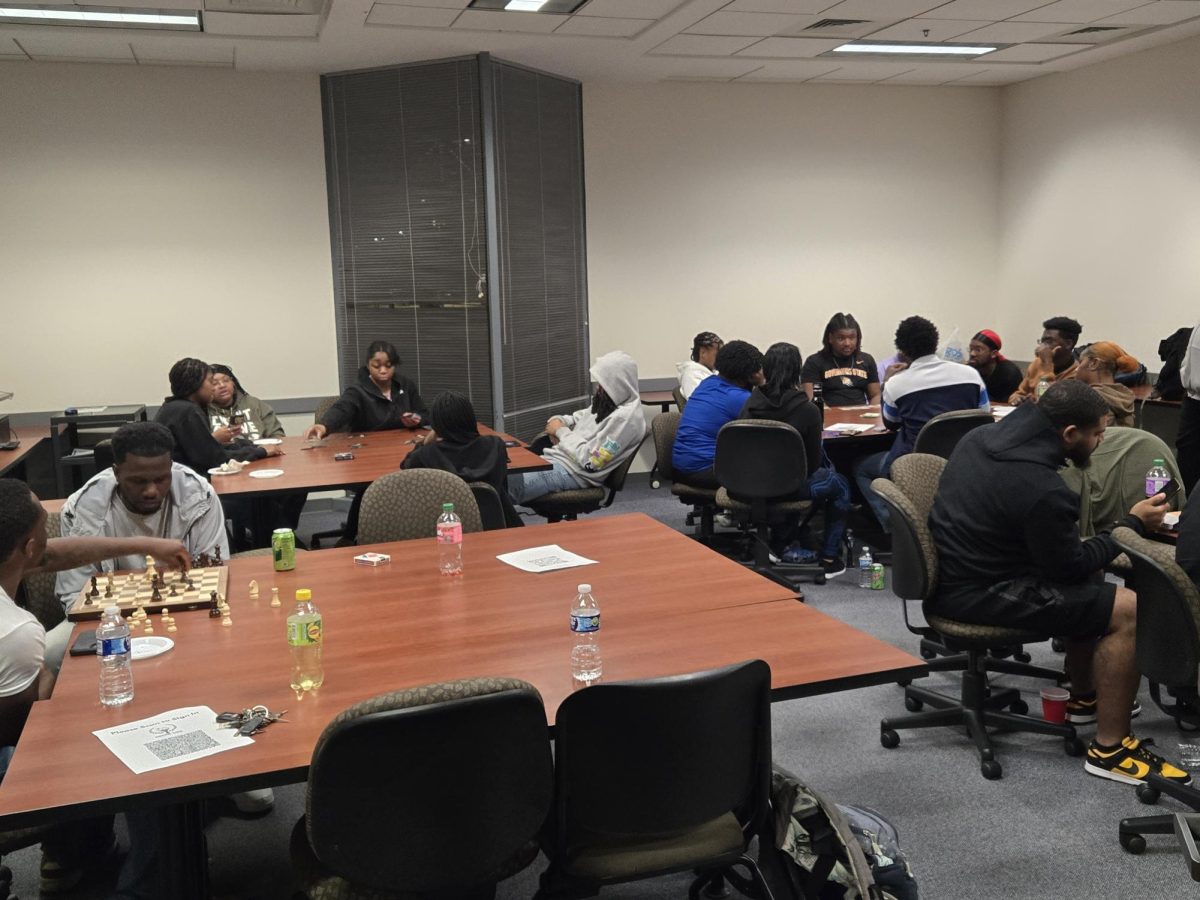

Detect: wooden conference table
0,425,51,478
0,513,924,897
212,425,549,500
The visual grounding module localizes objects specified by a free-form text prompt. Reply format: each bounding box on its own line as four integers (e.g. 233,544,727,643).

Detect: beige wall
583,82,1002,381
0,63,336,414
999,34,1200,366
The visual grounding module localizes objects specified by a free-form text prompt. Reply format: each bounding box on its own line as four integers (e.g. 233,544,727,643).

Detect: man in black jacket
929,380,1187,786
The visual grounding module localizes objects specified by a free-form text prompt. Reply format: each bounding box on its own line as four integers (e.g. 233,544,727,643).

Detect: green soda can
870,563,885,591
272,528,296,572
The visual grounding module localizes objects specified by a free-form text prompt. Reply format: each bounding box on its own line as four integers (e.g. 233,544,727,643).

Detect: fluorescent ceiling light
833,42,995,56
0,6,201,29
505,0,548,10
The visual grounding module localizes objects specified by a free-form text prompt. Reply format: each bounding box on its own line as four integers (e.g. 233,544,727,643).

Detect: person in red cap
968,329,1023,404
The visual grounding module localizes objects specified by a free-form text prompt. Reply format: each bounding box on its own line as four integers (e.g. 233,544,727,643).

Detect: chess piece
221,615,232,627
145,555,157,580
167,623,177,633
151,586,162,603
89,576,100,598
213,547,222,566
270,587,281,608
104,584,112,599
106,573,114,591
248,579,259,600
209,591,221,619
168,582,178,597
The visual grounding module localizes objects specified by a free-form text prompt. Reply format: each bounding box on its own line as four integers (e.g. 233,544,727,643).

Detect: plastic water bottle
570,584,602,684
97,606,134,707
1146,458,1171,498
858,546,874,588
287,589,324,693
812,381,825,416
437,502,463,576
1035,375,1052,399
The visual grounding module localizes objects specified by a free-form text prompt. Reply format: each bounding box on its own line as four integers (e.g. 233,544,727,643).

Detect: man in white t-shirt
0,477,188,893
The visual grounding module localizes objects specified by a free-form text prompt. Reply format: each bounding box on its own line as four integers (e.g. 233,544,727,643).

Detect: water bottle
97,606,134,707
287,589,324,693
570,583,602,684
858,546,874,588
812,381,825,416
1146,458,1171,498
1035,375,1051,399
437,502,463,576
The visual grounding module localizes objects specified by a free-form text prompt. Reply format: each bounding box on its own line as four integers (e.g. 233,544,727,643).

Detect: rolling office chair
536,661,775,900
292,677,553,899
713,420,825,590
875,455,1081,780
522,433,647,523
652,411,720,542
469,481,512,531
672,385,688,412
356,469,482,544
1109,527,1200,855
308,396,348,549
912,408,994,459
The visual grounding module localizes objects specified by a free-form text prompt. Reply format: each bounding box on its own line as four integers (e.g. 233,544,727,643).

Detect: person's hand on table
263,445,285,458
422,429,439,446
1130,494,1169,532
212,424,240,444
143,539,191,573
304,424,327,441
1009,393,1031,406
400,412,422,428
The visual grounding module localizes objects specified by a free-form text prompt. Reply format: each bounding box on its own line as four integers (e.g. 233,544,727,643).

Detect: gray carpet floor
7,475,1198,897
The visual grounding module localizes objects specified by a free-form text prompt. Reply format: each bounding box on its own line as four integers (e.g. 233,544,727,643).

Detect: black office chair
1170,813,1200,882
291,677,553,899
912,409,993,459
523,433,648,523
536,660,775,900
653,412,720,542
1109,527,1200,854
469,481,512,531
874,455,1081,780
92,438,115,473
0,826,52,900
713,419,825,590
309,396,348,549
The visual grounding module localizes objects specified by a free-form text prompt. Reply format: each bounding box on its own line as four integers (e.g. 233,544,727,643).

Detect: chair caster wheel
814,575,826,585
1065,737,1085,757
650,480,661,490
981,760,1002,780
1009,699,1029,715
1014,651,1031,663
1120,833,1146,854
904,695,923,712
920,647,936,660
880,729,900,749
1136,784,1160,805
1051,638,1064,653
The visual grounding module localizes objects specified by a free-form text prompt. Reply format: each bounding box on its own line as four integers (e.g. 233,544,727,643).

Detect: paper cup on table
1040,686,1069,723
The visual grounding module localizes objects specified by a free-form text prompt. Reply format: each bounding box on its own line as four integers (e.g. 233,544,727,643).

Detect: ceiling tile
652,57,765,79
204,11,320,37
946,65,1047,83
1097,1,1200,26
957,20,1080,41
981,41,1086,60
650,33,761,54
130,39,236,65
819,0,946,17
884,62,993,82
920,0,1052,19
733,36,843,56
366,0,469,8
724,1,843,12
811,60,918,80
864,17,990,40
0,37,24,58
685,11,815,36
17,35,136,60
577,0,682,17
733,59,843,80
1013,0,1151,22
366,4,461,27
555,15,648,36
452,9,567,32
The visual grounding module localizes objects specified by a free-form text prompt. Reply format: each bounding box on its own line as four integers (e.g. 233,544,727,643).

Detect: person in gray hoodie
508,351,647,505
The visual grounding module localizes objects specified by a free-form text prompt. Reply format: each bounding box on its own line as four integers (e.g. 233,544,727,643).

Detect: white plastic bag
941,326,966,363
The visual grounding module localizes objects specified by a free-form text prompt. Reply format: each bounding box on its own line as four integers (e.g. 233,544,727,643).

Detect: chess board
67,566,229,621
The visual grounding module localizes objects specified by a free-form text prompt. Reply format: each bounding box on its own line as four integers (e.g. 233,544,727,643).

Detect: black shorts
930,576,1116,639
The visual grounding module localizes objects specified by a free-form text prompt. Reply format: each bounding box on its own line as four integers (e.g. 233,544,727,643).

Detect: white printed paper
93,705,252,774
825,422,877,435
496,544,598,574
992,406,1016,418
73,406,108,415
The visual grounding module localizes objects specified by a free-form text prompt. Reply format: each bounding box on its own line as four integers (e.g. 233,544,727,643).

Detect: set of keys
215,705,287,736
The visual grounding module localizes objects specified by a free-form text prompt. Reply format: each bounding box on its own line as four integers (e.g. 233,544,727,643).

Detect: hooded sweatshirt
929,401,1144,602
402,437,522,528
676,360,714,399
1090,382,1136,428
208,389,284,443
545,351,647,487
319,368,430,434
155,397,268,473
739,386,822,477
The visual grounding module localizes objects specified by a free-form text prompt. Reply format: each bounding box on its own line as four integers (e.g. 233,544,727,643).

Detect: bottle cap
577,584,591,593
1154,458,1165,464
295,589,312,601
442,503,454,512
103,605,119,614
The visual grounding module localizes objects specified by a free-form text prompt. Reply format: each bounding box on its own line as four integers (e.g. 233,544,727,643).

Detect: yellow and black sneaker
1084,735,1192,786
1066,695,1141,725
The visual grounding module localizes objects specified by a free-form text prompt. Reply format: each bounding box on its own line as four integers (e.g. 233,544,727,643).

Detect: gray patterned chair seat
925,615,1047,648
358,469,481,544
714,487,810,518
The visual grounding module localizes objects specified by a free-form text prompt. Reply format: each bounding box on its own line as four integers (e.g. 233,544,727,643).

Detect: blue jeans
508,461,586,505
854,451,893,531
803,467,853,559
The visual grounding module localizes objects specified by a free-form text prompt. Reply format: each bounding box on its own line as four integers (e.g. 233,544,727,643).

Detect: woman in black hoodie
304,341,430,440
739,342,852,577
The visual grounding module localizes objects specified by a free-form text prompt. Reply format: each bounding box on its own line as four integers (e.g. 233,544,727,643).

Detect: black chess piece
213,547,222,566
168,583,178,597
89,575,100,598
209,591,221,618
151,586,162,602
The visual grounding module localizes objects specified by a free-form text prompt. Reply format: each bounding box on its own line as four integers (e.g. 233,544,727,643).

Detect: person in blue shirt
672,340,764,488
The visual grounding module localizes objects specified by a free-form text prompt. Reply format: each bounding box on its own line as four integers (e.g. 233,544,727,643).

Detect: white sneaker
231,788,275,815
715,513,735,528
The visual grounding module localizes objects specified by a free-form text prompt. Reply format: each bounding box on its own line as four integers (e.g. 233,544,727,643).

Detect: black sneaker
1066,696,1141,725
821,557,847,578
1084,735,1192,786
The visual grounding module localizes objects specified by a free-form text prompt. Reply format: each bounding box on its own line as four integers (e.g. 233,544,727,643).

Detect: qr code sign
145,730,219,761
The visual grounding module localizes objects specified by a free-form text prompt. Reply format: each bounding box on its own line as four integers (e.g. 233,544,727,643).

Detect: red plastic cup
1040,686,1069,723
